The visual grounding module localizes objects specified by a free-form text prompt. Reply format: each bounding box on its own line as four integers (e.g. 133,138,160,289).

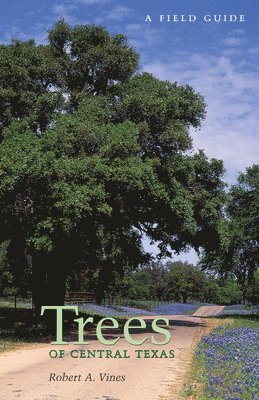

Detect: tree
227,165,259,287
166,261,207,303
246,269,259,304
0,241,14,296
214,277,243,305
200,165,259,302
0,21,226,317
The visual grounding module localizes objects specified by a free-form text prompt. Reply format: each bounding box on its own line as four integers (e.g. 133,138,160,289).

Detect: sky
0,0,258,263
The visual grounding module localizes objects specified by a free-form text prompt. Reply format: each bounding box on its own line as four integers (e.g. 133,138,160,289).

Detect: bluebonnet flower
196,327,259,399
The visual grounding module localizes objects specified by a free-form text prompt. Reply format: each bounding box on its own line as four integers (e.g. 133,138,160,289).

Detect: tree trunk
46,251,66,306
96,279,106,304
96,262,115,304
31,251,67,327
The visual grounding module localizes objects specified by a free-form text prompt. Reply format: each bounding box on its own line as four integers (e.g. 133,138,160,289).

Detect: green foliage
228,165,259,282
246,269,259,304
166,261,207,303
200,164,259,302
0,21,226,309
104,261,245,305
0,241,14,295
213,277,243,305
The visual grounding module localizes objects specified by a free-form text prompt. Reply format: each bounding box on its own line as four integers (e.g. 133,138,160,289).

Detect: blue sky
1,0,258,263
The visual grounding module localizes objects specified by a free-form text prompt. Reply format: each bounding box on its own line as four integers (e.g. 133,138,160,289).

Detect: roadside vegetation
182,317,259,400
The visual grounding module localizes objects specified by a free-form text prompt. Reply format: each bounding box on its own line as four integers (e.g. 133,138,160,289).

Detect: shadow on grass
0,307,110,347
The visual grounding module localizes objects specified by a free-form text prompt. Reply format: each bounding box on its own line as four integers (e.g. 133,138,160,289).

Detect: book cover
0,1,258,400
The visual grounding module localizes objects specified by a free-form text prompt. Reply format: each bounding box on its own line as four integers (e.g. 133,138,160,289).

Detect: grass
218,314,259,329
0,307,48,352
182,317,259,399
0,298,32,309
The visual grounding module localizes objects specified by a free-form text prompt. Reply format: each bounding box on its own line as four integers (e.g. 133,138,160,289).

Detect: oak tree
0,21,226,315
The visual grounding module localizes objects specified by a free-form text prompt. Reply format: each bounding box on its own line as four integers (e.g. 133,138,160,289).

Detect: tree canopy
200,164,259,300
0,21,226,313
99,261,244,305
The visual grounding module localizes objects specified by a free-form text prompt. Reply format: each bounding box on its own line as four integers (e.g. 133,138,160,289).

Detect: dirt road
192,305,225,317
0,306,224,400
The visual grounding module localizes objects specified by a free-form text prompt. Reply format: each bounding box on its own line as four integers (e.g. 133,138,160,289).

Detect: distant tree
166,261,207,303
108,269,152,301
0,21,226,317
214,277,243,305
246,269,259,304
102,260,247,305
136,262,169,300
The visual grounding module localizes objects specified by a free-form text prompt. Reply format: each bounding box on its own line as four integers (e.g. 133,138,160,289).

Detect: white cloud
94,5,131,24
0,23,48,44
222,37,247,47
143,53,259,183
125,24,171,62
107,5,131,21
52,3,80,25
228,29,246,36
